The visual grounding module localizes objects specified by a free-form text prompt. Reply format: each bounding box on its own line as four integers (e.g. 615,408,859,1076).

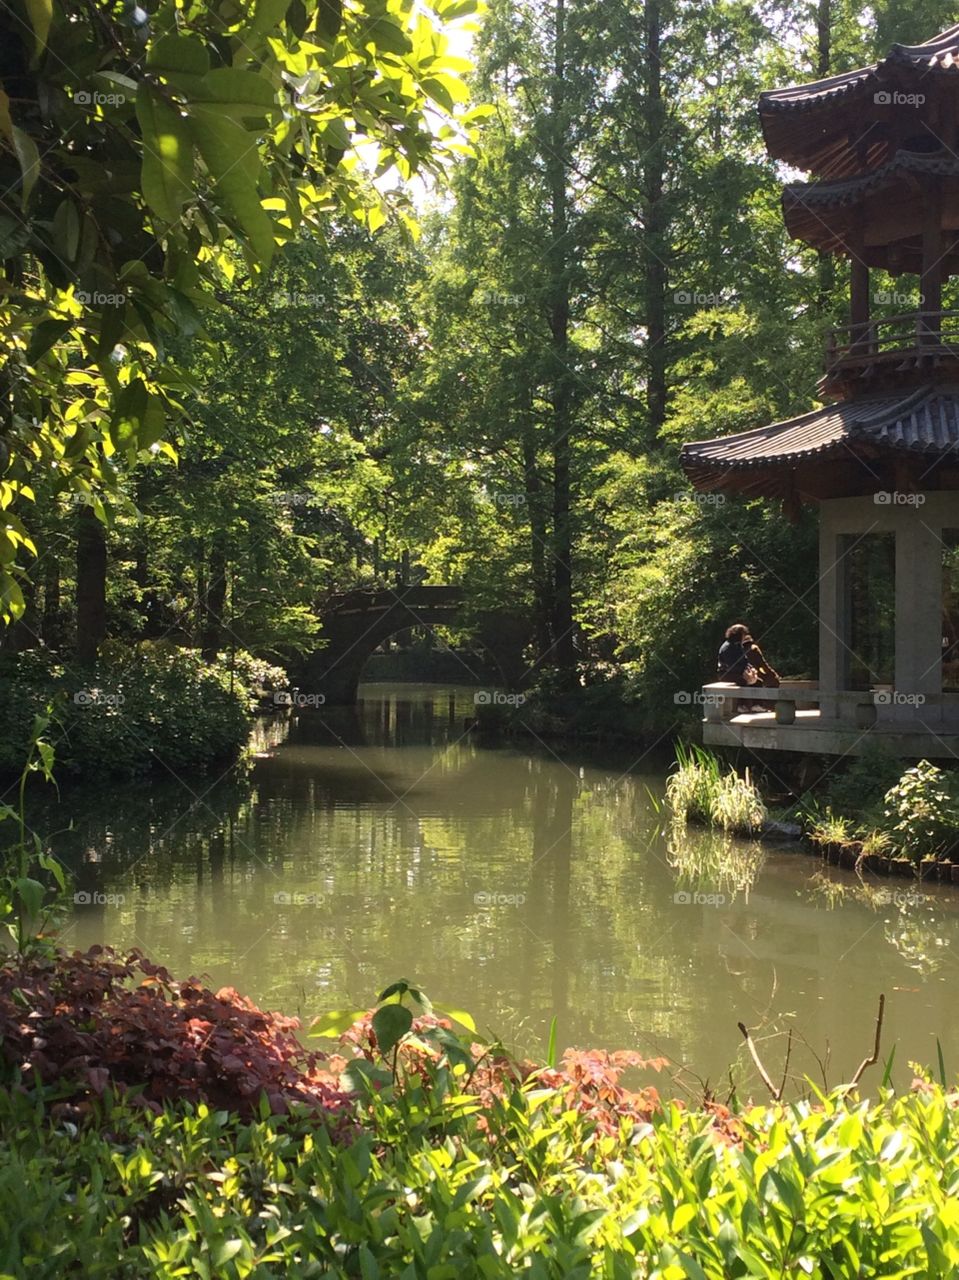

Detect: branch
848,994,885,1090
737,1021,783,1101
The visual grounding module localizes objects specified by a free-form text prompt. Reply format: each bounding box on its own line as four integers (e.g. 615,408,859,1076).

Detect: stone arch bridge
296,586,531,705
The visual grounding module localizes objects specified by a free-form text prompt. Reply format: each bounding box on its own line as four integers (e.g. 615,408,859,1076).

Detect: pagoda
681,25,959,756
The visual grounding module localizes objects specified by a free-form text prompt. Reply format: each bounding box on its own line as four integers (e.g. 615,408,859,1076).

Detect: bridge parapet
297,585,531,704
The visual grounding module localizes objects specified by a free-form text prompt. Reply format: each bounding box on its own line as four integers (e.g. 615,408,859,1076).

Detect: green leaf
317,0,343,39
14,877,45,919
137,85,194,224
212,1239,245,1266
27,318,72,363
249,0,292,37
24,0,53,61
378,980,411,1002
341,1059,393,1094
111,378,149,450
189,110,275,266
364,18,413,56
52,199,81,262
546,1015,557,1068
147,33,211,76
423,78,455,113
371,1003,413,1057
4,123,40,211
175,69,279,122
434,1004,476,1033
308,1008,367,1038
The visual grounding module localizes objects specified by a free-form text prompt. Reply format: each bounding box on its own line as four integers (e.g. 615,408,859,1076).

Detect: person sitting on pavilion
717,623,780,710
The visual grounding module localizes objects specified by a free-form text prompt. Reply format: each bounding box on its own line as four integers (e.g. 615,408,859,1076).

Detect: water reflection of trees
49,694,959,1084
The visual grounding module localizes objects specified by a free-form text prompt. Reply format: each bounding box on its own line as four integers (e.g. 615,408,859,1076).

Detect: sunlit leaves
136,87,194,225
0,0,485,621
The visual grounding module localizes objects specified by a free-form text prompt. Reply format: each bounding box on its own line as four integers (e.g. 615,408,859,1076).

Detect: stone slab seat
702,681,818,726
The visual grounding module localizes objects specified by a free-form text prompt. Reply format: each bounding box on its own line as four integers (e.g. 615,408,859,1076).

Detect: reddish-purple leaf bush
0,945,351,1126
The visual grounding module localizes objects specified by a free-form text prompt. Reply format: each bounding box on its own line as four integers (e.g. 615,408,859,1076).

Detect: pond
57,682,959,1093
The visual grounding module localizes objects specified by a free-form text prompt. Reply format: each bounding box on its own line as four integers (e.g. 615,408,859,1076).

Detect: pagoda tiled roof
680,387,959,493
760,24,959,117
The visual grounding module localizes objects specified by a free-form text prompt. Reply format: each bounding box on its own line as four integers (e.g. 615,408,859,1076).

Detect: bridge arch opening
296,587,531,705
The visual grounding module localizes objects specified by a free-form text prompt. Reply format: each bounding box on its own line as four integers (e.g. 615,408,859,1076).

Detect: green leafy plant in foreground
4,1069,959,1277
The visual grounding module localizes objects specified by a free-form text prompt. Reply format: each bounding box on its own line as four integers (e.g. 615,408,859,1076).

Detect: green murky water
57,683,959,1090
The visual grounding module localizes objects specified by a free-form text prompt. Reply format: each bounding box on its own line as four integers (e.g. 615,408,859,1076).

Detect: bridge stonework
295,586,531,705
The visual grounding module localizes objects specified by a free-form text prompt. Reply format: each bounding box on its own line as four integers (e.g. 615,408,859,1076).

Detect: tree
0,0,484,621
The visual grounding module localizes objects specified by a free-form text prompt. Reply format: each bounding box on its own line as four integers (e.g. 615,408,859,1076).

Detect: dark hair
725,623,749,643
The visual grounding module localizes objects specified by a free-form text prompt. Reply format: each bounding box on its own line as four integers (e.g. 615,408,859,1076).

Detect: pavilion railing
825,310,959,368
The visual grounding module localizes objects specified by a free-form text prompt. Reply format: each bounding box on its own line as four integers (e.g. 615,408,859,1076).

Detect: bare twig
778,1028,794,1100
848,994,886,1089
738,1021,783,1101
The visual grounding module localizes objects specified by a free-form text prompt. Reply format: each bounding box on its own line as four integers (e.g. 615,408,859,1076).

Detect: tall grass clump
666,742,766,835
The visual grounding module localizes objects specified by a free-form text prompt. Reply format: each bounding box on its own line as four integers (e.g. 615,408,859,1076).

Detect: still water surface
59,683,959,1091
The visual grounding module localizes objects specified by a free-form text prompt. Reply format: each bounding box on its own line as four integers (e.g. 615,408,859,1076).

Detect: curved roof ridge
760,23,959,117
783,149,959,208
679,387,959,482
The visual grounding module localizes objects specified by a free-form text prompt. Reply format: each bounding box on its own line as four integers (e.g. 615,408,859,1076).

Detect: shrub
883,760,959,862
0,643,282,777
0,946,350,1123
3,1070,959,1277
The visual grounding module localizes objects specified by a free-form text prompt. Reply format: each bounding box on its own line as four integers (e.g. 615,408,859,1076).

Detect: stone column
894,508,942,721
818,511,844,720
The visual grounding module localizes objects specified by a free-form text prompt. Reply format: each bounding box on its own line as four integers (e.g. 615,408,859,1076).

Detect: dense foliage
3,1038,959,1277
0,0,482,619
0,643,283,776
0,946,351,1119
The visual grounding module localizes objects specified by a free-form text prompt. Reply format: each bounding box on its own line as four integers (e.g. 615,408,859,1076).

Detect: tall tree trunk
76,506,107,665
643,0,668,437
522,427,553,661
200,540,227,660
546,0,576,685
42,552,62,649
